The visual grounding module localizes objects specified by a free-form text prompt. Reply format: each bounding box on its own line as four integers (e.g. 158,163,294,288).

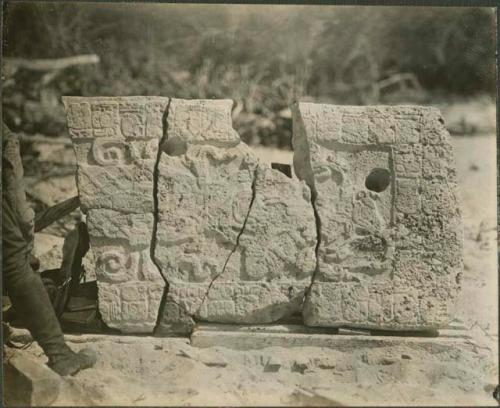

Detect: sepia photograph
1,1,498,406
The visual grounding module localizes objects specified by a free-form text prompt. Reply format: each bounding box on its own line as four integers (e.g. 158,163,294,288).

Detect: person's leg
2,125,96,375
3,196,97,375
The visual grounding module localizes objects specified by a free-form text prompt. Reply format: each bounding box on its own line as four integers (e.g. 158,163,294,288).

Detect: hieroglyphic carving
64,96,463,334
155,99,316,333
293,103,462,330
63,97,169,333
195,165,317,324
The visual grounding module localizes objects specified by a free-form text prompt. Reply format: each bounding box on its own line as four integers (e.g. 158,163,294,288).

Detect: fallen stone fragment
315,356,336,369
155,99,316,334
292,103,463,330
292,357,312,374
178,347,227,367
288,387,343,407
4,353,62,407
264,356,282,372
63,96,168,333
202,355,228,368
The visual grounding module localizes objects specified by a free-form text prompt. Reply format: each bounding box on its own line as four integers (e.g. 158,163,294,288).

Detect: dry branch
3,54,100,77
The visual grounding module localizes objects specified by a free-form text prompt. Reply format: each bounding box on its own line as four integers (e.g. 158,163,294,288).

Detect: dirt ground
5,131,498,406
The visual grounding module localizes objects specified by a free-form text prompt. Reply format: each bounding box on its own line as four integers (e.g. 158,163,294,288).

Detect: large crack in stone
192,162,317,325
293,103,464,330
64,99,463,333
152,98,172,332
153,100,316,330
63,96,170,333
306,188,322,298
194,167,259,317
290,104,322,305
65,98,319,334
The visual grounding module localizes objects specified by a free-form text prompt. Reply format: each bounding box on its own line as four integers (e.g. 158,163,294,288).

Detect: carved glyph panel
155,99,316,333
293,103,463,330
63,97,168,333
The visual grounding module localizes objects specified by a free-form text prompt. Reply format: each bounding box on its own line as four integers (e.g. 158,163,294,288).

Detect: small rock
379,357,396,366
316,356,336,370
292,357,312,374
401,354,412,360
201,354,228,368
264,356,282,372
178,348,198,360
4,353,62,406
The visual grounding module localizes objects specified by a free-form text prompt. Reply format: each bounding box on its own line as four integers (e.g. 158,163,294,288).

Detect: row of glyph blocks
63,97,463,334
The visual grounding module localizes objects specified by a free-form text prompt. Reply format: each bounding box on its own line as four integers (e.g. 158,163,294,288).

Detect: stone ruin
62,97,463,335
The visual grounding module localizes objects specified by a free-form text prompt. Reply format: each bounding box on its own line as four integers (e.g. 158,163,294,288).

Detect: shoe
48,347,97,376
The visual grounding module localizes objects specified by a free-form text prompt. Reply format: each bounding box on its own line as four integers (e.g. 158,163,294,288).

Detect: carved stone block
293,103,463,330
155,99,316,333
63,97,463,334
63,96,168,333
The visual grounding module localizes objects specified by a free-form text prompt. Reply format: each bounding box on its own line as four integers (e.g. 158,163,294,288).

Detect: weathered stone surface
64,96,463,335
4,354,62,407
293,103,463,330
63,96,168,333
63,96,165,213
155,99,316,333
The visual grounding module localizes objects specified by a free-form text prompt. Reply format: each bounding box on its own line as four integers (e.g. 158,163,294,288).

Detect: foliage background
2,2,496,147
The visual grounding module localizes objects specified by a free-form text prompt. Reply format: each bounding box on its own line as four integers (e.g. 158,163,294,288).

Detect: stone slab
3,354,62,407
190,324,475,351
195,165,316,324
64,97,464,335
292,103,463,330
86,209,164,333
155,99,316,333
193,323,339,335
63,96,169,333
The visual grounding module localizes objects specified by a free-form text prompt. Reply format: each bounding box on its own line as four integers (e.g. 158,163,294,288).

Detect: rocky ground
4,105,498,406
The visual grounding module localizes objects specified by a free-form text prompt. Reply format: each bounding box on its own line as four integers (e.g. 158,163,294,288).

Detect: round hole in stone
365,168,391,193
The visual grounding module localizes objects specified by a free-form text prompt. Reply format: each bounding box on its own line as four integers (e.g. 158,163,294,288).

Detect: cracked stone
63,97,463,335
154,99,316,333
292,103,463,330
63,96,168,333
195,164,316,324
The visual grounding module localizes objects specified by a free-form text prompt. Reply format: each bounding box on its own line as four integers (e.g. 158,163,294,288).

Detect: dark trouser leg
2,198,71,360
3,194,97,376
2,123,96,375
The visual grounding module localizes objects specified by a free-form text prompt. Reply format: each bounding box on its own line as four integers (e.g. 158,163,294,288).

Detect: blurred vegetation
2,2,496,148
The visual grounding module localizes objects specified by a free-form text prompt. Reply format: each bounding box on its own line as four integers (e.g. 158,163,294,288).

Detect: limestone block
155,99,316,333
190,324,473,351
86,210,164,332
63,96,166,214
196,165,316,324
167,98,239,146
63,97,168,333
4,354,62,406
293,103,463,330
